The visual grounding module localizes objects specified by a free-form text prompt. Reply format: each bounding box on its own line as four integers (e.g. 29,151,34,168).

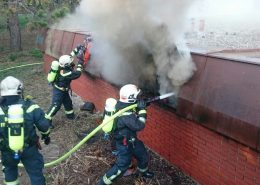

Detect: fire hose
0,62,44,73
1,62,175,168
16,92,175,168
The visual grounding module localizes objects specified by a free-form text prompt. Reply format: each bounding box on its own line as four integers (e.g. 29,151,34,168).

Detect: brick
243,176,255,185
245,162,257,172
235,170,245,180
61,68,260,185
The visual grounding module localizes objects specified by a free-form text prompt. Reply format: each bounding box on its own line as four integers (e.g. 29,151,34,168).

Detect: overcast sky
189,0,260,22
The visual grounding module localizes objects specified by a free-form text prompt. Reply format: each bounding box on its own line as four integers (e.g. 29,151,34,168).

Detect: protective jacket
45,63,82,121
0,96,50,151
99,101,150,185
113,102,145,141
0,95,50,185
53,64,82,91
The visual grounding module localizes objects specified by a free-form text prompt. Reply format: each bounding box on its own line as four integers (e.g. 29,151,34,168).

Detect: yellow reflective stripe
40,128,50,135
7,105,22,125
61,71,72,77
109,170,121,180
45,114,52,120
70,51,75,57
138,110,147,114
0,122,6,127
54,84,63,91
54,84,68,91
137,167,148,172
103,175,112,184
8,110,23,123
138,117,146,123
121,112,132,116
26,105,40,113
65,110,74,114
8,118,23,124
4,178,19,185
103,169,121,185
7,114,23,119
45,105,58,120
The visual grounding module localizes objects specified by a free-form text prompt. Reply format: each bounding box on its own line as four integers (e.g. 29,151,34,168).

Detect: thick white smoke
51,0,197,95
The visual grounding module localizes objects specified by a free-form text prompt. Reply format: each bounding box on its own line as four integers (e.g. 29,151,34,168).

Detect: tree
7,1,22,51
0,0,80,51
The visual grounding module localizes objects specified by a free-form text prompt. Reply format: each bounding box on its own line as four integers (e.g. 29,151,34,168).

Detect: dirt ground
0,49,199,185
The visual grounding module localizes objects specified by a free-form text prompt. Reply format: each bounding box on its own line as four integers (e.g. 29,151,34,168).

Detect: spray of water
48,0,197,95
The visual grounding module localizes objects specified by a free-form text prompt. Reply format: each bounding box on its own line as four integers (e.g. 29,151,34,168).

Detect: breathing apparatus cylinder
47,60,59,83
102,98,117,133
7,104,24,159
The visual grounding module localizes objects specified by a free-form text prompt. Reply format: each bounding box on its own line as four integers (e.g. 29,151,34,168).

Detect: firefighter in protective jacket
0,76,51,185
45,54,83,122
69,34,92,67
99,84,154,185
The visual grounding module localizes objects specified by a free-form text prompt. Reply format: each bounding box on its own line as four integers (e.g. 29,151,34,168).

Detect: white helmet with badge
119,84,141,103
0,76,23,96
59,55,73,67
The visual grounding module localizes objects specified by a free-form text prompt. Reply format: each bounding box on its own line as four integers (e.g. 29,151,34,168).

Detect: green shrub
51,7,70,20
18,14,32,28
0,46,5,52
8,53,17,61
29,48,43,58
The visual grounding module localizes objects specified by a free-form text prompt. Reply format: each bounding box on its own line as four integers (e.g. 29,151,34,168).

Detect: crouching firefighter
0,76,51,185
99,84,154,185
45,54,83,123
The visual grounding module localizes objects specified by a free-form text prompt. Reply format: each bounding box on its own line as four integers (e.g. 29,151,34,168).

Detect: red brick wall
43,28,260,184
70,70,260,185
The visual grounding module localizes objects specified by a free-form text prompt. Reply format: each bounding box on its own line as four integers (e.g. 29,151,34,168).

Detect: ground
0,48,199,185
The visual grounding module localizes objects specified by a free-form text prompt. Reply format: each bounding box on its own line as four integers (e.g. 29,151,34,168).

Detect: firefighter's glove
41,134,51,145
137,99,147,110
76,44,84,52
24,95,33,100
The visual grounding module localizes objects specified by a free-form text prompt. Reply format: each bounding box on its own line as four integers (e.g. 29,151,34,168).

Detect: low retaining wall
43,29,260,185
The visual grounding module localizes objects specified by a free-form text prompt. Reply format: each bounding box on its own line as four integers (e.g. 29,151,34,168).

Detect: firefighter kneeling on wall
0,76,51,185
45,54,84,124
99,84,154,185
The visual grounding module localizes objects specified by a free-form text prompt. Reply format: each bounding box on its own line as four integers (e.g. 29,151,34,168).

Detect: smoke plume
50,0,197,95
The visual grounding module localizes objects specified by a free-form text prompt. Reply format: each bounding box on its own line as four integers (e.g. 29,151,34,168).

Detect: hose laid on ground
0,62,43,73
1,62,134,168
19,103,137,168
3,62,174,168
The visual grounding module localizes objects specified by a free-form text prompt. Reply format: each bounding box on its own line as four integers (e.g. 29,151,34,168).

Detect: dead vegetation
0,50,199,185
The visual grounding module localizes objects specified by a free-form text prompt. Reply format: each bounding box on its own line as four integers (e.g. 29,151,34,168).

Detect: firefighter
69,34,92,67
45,55,84,123
99,84,154,185
0,76,51,185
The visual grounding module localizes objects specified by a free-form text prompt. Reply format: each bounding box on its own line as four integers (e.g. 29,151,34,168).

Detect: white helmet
59,55,72,67
0,76,23,96
119,84,141,103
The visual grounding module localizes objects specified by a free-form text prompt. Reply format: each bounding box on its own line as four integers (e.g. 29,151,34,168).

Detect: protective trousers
100,139,149,185
1,146,45,185
46,87,74,120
